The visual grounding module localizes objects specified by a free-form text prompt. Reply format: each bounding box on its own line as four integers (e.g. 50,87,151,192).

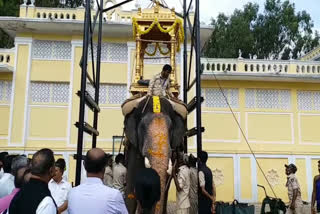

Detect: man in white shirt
0,155,16,198
68,148,128,214
113,153,127,196
49,158,72,214
173,154,191,214
103,154,113,187
9,148,57,214
188,154,198,214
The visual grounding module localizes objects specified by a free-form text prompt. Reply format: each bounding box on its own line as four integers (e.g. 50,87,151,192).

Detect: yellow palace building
1,0,320,204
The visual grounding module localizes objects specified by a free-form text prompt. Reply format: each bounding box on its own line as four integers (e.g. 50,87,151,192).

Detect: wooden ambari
130,1,184,95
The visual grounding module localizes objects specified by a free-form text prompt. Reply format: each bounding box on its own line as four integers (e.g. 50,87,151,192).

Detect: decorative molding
29,105,68,108
71,40,83,46
27,137,67,141
212,168,224,186
266,169,280,187
67,43,76,147
22,40,33,147
15,37,33,44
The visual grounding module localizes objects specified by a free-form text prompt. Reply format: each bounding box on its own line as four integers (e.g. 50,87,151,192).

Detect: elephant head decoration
123,96,186,214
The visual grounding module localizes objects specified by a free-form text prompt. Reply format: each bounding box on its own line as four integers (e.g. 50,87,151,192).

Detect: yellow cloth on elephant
153,96,161,113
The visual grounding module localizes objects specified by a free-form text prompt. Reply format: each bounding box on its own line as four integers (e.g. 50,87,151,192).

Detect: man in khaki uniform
103,154,113,188
173,154,190,214
147,64,173,97
285,164,303,214
113,154,127,196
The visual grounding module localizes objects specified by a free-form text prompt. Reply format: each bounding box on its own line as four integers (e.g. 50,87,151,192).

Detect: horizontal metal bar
185,127,205,137
73,154,86,160
75,122,99,136
76,91,100,112
187,96,204,113
102,0,133,13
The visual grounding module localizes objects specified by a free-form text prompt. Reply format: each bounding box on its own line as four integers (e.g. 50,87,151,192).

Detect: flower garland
132,17,184,52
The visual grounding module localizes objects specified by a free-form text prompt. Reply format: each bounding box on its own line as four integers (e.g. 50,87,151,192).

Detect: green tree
204,0,320,60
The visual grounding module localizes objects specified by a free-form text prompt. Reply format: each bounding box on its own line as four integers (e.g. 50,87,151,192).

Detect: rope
202,59,278,198
118,129,125,154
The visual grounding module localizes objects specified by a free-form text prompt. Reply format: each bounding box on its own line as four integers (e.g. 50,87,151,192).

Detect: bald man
68,148,128,214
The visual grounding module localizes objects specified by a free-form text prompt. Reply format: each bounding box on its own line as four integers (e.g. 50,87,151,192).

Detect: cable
202,59,278,198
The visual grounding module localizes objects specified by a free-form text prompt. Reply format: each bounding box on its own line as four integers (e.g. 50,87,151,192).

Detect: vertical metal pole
75,0,91,186
195,0,202,157
92,0,103,148
183,0,188,153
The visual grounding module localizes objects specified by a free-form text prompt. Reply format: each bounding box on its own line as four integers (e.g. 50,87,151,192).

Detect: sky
122,0,320,31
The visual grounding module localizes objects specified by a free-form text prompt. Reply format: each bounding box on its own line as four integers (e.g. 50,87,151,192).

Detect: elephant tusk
166,159,172,175
144,157,151,168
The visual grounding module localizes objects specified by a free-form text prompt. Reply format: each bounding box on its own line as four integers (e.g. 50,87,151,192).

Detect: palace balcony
201,58,320,83
0,48,14,73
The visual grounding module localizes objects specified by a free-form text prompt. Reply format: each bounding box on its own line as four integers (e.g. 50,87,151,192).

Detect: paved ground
166,202,311,214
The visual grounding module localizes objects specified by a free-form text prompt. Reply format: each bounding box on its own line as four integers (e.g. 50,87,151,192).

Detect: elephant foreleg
125,144,144,214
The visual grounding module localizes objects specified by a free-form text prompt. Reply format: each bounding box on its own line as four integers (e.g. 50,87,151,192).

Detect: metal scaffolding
75,0,203,186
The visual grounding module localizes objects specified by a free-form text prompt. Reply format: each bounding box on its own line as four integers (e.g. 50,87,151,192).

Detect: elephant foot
144,157,151,168
166,159,172,175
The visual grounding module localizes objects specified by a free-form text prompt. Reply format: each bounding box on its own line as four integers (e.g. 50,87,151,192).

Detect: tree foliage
204,0,320,60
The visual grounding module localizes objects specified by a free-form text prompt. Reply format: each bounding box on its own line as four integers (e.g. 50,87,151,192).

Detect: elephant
123,96,186,214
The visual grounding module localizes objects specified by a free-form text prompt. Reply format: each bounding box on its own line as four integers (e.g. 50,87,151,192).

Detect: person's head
3,155,18,173
0,152,8,169
84,148,108,179
285,164,297,175
53,158,66,182
135,168,161,214
14,166,29,189
31,148,55,182
11,155,28,176
161,64,172,79
188,154,197,168
115,153,125,165
199,151,208,165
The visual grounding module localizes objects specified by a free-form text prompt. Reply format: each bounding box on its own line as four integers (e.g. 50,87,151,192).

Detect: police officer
285,164,303,214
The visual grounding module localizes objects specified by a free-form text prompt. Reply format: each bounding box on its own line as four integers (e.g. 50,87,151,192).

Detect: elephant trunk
145,113,170,214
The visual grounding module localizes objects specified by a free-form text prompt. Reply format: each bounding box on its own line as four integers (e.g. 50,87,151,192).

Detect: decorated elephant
122,96,187,214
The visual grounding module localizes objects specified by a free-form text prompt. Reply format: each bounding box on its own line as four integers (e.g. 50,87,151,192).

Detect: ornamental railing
201,58,320,75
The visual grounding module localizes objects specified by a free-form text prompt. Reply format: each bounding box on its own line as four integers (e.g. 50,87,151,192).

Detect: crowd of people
0,148,218,214
1,147,320,213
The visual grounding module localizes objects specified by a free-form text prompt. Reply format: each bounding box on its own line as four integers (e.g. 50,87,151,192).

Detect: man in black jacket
199,151,216,214
9,148,57,214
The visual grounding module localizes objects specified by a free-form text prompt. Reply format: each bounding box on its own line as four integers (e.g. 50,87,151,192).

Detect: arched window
42,13,47,18
217,64,221,71
72,14,76,20
60,14,64,19
66,14,70,19
206,63,210,71
54,13,58,19
37,12,41,18
245,64,248,72
6,55,10,63
0,55,3,62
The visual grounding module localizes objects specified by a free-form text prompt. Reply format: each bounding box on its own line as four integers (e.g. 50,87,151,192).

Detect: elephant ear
124,111,138,148
171,113,186,152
